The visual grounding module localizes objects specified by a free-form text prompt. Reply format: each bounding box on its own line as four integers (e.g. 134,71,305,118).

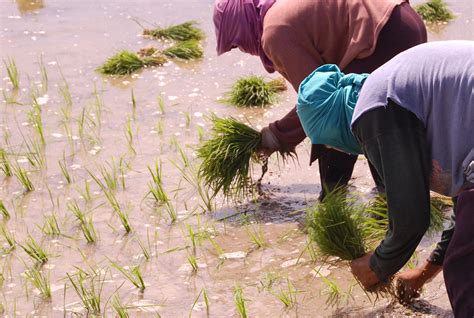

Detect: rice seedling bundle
415,0,454,24
97,50,166,76
162,40,203,60
225,76,286,107
143,21,204,41
197,116,263,200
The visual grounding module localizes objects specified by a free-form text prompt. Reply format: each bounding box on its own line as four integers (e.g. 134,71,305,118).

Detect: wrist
420,260,442,283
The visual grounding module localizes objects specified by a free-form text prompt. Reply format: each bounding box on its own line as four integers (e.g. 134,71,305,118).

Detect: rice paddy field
0,0,472,316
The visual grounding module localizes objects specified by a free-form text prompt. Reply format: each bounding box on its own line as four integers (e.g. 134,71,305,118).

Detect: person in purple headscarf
212,0,449,305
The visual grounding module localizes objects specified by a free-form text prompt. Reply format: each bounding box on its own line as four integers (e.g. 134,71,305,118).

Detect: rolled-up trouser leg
443,187,474,316
318,149,358,200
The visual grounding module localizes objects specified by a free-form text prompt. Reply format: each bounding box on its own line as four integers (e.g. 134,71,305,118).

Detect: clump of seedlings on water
67,268,106,315
3,57,20,90
143,21,204,41
19,235,48,265
415,0,454,24
23,267,51,299
224,76,287,107
97,50,166,75
110,261,146,291
162,40,203,60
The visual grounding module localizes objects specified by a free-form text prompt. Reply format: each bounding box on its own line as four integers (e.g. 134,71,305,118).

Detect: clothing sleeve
262,25,324,150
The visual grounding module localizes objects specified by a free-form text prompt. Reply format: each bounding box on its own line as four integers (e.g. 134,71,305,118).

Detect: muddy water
0,0,471,316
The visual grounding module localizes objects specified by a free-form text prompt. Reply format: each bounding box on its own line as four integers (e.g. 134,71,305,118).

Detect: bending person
296,40,473,315
213,0,427,199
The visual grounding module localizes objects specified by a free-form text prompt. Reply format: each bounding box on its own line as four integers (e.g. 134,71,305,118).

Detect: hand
350,252,380,290
259,126,281,157
396,261,442,304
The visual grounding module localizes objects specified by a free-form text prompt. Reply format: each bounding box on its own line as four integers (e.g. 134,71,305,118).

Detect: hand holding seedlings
350,252,380,291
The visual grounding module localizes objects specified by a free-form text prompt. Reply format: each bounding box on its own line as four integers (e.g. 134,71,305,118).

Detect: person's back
353,40,474,196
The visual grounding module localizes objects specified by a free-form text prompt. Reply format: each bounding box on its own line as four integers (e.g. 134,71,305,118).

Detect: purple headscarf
213,0,276,73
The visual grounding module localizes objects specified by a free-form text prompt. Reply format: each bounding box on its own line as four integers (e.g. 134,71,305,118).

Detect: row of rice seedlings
162,40,203,60
0,200,10,219
0,148,13,176
13,164,35,192
19,234,48,265
196,115,263,200
0,224,16,253
246,224,267,249
40,213,62,236
143,21,204,41
233,285,248,318
97,50,166,76
29,95,46,145
23,266,51,299
224,76,286,107
58,152,73,184
124,115,136,155
189,288,209,317
67,268,105,315
3,57,19,90
110,261,146,291
112,294,130,318
272,279,298,309
415,0,454,24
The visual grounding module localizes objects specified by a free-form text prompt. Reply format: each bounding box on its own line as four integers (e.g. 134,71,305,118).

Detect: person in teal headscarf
296,41,474,315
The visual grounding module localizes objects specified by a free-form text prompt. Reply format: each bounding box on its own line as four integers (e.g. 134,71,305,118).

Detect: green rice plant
189,288,209,317
97,51,144,75
125,115,136,155
246,224,266,249
319,275,344,307
131,89,137,118
4,58,19,90
80,215,98,243
224,76,285,107
112,294,129,318
415,0,454,24
0,149,13,177
136,235,152,261
272,279,297,309
146,160,169,204
105,190,132,233
59,79,73,121
233,285,248,318
157,95,165,114
143,21,204,41
162,40,203,60
187,255,199,272
24,136,46,169
110,262,146,291
196,126,204,142
13,165,35,192
0,224,16,252
156,119,164,135
78,180,93,203
196,115,264,200
24,267,51,298
67,200,86,224
29,95,45,145
0,200,9,219
39,55,48,93
184,111,191,128
40,213,62,236
92,83,104,127
19,235,48,264
58,153,73,184
67,269,104,314
306,189,366,261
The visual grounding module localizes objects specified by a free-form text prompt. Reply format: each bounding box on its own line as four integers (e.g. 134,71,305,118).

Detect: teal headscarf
297,64,368,155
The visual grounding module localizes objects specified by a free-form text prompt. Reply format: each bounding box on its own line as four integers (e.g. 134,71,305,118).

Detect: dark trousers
443,187,474,317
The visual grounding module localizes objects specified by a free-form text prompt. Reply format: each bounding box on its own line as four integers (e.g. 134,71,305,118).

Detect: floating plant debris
143,21,204,41
415,0,454,24
225,76,287,107
97,50,166,75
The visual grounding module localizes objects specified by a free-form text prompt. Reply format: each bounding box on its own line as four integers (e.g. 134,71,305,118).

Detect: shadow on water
16,0,44,14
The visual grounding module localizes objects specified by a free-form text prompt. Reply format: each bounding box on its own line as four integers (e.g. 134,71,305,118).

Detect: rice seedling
196,115,265,200
0,224,16,253
246,224,267,249
67,269,104,315
39,55,48,93
319,275,345,308
13,164,35,192
112,294,129,318
29,95,45,145
157,95,165,114
58,153,73,184
59,79,73,121
24,267,51,298
233,285,248,318
146,160,169,204
184,111,191,128
77,179,93,203
0,149,13,177
92,83,104,127
143,21,204,41
224,76,285,107
3,58,19,90
187,255,199,273
67,200,86,224
156,119,164,135
24,136,47,169
272,279,298,309
189,288,209,317
19,235,48,264
0,200,10,219
136,235,152,261
110,262,146,291
162,40,203,60
40,213,62,236
131,89,137,119
80,215,98,243
196,126,204,142
306,189,366,261
104,190,133,233
98,50,166,76
124,115,136,155
415,0,454,24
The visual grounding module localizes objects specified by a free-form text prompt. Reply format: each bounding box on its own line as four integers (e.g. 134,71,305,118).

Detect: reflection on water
16,0,44,14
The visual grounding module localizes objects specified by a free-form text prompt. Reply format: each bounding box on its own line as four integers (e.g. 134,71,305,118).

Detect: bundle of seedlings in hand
162,40,203,60
415,0,454,24
197,115,263,200
143,21,204,41
97,50,166,75
225,76,286,107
